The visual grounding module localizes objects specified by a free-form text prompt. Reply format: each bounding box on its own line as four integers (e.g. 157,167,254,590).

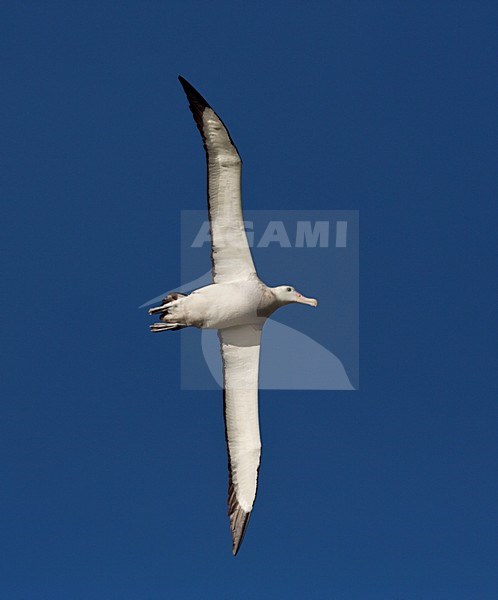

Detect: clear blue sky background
1,2,497,598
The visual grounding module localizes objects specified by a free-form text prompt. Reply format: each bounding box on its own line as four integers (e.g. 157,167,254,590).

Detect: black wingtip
178,75,211,112
229,502,252,556
177,76,241,158
232,515,250,556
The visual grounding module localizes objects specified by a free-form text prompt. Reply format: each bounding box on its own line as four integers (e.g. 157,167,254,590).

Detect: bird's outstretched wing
219,325,262,555
178,76,256,284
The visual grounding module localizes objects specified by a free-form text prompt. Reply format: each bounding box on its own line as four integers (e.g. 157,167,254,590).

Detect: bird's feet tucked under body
148,293,187,332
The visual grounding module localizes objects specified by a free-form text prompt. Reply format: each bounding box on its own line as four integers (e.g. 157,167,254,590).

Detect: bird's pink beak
294,292,318,307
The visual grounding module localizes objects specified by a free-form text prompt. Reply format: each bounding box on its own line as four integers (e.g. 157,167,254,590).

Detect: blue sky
1,2,497,598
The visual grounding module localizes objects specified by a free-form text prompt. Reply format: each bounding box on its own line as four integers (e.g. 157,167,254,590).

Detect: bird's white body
168,279,267,329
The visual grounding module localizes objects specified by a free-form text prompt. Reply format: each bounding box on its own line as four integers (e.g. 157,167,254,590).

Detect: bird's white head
272,285,318,307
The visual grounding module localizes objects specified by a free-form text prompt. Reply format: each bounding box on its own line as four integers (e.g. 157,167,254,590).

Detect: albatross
148,76,318,555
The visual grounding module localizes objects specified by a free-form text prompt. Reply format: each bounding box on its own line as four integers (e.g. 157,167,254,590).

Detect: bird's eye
286,287,292,292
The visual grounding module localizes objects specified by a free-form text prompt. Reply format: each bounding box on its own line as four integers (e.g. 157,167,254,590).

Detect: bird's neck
256,287,281,318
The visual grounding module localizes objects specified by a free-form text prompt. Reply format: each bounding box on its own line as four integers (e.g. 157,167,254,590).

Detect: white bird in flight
149,76,317,555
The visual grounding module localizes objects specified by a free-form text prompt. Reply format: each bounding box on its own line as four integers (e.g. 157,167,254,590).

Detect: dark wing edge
228,478,252,556
178,75,211,142
178,75,241,159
